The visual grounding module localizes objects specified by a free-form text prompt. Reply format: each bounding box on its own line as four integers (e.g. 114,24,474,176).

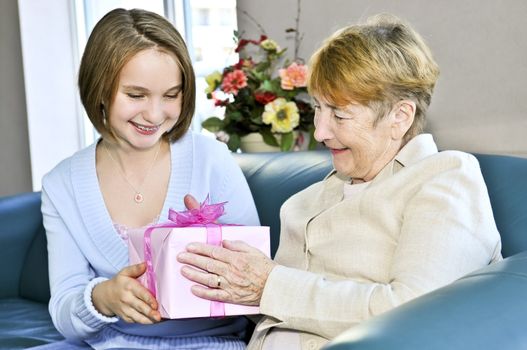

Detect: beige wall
0,1,32,196
238,0,527,157
1,1,525,196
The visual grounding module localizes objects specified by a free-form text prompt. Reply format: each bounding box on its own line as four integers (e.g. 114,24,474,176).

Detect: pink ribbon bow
143,195,227,317
168,196,226,226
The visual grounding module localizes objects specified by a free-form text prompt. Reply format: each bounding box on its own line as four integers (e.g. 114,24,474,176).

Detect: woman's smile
329,147,348,155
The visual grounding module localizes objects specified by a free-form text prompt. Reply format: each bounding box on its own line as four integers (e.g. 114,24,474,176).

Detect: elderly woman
177,14,502,350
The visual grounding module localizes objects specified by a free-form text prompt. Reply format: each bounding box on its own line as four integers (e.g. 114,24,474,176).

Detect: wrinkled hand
92,263,161,324
177,240,276,305
179,193,276,306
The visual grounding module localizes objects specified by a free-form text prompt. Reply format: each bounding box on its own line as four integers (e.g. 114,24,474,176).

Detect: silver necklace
103,141,161,204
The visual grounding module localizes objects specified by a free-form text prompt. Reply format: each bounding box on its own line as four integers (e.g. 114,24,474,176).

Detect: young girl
41,8,259,349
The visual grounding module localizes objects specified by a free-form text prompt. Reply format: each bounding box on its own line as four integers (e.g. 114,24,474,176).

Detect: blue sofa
0,151,526,349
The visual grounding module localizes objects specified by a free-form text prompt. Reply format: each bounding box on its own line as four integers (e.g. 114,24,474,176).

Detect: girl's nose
143,100,164,125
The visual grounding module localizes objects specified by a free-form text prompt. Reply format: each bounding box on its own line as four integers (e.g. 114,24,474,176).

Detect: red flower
254,91,277,105
234,58,254,70
235,35,268,52
235,39,250,53
221,69,248,95
214,99,228,107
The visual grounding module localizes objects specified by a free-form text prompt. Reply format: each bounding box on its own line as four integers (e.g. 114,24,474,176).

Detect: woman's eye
127,93,144,99
313,104,321,110
165,93,180,99
334,114,345,120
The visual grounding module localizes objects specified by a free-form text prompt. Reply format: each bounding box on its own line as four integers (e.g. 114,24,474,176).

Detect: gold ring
216,275,221,288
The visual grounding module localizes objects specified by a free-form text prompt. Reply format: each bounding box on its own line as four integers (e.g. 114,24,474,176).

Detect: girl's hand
183,194,200,210
177,240,277,306
92,263,161,324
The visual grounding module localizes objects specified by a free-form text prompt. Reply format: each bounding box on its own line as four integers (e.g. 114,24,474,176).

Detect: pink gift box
128,225,270,319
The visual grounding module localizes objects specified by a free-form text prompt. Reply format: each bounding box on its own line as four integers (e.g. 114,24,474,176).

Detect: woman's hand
177,240,276,306
92,263,161,324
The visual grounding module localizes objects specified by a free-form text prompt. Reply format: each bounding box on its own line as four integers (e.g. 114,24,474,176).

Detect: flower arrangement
201,29,315,152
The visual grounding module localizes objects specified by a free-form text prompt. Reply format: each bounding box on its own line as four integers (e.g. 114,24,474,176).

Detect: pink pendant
134,193,144,203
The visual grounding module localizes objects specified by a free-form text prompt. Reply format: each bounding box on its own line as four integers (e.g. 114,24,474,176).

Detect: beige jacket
248,134,502,350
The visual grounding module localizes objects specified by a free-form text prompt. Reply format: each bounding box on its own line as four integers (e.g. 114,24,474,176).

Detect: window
187,0,239,132
18,0,237,190
194,8,210,26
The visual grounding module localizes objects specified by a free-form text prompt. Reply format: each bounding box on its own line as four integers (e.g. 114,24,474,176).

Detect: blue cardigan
41,131,260,346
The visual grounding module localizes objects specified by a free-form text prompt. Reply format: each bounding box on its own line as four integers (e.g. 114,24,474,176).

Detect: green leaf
255,61,271,73
201,117,223,132
249,110,264,124
280,132,294,151
260,129,279,147
228,111,243,122
252,70,267,82
308,126,318,150
260,80,274,92
227,134,241,152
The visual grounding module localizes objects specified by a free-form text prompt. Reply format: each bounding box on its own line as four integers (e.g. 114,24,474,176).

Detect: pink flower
279,62,308,90
221,69,248,95
211,91,228,107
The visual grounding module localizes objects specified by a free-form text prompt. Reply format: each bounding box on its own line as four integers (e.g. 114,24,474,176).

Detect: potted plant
202,25,315,152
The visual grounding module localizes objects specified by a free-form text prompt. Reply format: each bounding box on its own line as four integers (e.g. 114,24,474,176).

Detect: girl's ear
391,100,416,140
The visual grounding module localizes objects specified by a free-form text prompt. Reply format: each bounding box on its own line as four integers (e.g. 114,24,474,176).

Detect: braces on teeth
136,124,157,131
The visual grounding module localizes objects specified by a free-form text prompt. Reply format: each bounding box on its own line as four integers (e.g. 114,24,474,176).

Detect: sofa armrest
325,252,527,350
0,192,49,301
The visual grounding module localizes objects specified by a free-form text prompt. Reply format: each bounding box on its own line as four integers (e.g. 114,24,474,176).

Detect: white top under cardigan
249,133,502,350
41,131,260,348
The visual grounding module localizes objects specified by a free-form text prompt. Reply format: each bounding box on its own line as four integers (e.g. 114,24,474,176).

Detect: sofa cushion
19,224,51,303
0,192,45,299
475,154,527,257
0,298,63,348
0,192,51,303
234,151,332,256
